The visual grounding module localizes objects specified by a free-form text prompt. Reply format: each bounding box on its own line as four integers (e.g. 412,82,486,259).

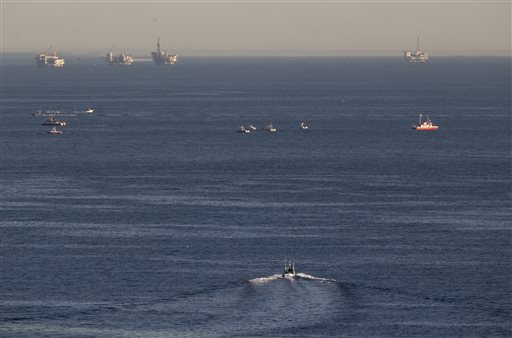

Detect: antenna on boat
157,36,161,54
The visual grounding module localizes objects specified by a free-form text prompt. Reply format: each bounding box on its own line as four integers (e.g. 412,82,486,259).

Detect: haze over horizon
2,1,510,57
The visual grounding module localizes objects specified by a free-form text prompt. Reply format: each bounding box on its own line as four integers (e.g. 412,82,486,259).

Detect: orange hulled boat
412,114,439,131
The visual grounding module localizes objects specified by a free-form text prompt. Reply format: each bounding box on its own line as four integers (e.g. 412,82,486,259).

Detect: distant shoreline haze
1,53,511,66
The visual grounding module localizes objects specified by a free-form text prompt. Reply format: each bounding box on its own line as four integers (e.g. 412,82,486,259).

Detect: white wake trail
249,274,282,284
295,272,337,283
249,273,337,284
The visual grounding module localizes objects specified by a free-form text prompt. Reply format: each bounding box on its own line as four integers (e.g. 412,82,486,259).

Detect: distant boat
32,110,60,116
299,122,309,130
82,108,94,113
42,116,66,127
237,126,251,133
47,127,63,134
282,260,296,278
264,123,277,132
248,125,257,131
412,114,439,130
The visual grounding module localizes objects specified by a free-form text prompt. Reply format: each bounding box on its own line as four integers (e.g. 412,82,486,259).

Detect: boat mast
157,36,161,54
419,114,423,124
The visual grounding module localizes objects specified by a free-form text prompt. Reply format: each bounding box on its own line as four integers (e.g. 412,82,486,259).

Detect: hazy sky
2,0,510,56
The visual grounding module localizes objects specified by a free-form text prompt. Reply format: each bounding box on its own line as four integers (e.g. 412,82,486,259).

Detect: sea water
1,57,510,337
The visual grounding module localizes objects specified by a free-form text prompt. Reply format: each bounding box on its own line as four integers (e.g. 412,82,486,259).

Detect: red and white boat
412,114,439,131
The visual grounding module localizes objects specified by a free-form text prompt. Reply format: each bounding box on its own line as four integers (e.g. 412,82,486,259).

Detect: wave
248,274,282,284
249,272,337,284
295,272,337,283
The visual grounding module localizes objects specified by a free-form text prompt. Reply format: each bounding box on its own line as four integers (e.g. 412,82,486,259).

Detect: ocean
1,57,510,337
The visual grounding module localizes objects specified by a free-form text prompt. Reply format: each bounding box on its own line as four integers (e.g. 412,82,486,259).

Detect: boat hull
414,126,439,131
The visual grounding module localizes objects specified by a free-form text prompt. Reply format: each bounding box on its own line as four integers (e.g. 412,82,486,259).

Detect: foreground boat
282,260,296,278
412,114,439,131
299,122,309,130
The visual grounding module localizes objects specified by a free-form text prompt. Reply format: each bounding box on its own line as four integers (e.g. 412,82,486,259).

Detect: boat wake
295,272,337,283
249,272,336,284
249,274,282,284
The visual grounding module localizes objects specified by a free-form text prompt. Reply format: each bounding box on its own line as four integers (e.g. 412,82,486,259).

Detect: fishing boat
282,260,296,278
412,114,439,131
299,122,309,130
82,108,94,113
47,127,63,135
237,126,251,133
42,117,66,127
264,123,277,132
32,110,60,117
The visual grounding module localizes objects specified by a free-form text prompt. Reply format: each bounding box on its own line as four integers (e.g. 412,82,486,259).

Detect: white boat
264,123,277,132
282,260,296,278
42,117,66,127
32,110,60,117
299,122,309,129
249,125,257,131
237,126,251,133
47,127,63,134
82,108,94,113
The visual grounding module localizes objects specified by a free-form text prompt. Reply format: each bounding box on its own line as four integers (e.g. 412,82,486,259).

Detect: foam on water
249,272,337,284
248,273,282,284
296,272,337,283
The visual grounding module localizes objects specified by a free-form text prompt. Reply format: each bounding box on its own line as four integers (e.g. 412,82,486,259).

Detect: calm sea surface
1,57,511,337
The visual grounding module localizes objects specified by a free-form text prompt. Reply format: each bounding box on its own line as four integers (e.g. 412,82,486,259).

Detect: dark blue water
1,58,511,337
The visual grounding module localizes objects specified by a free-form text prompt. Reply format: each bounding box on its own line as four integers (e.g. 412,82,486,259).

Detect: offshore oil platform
404,37,429,63
35,46,65,67
105,51,134,65
151,37,177,65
